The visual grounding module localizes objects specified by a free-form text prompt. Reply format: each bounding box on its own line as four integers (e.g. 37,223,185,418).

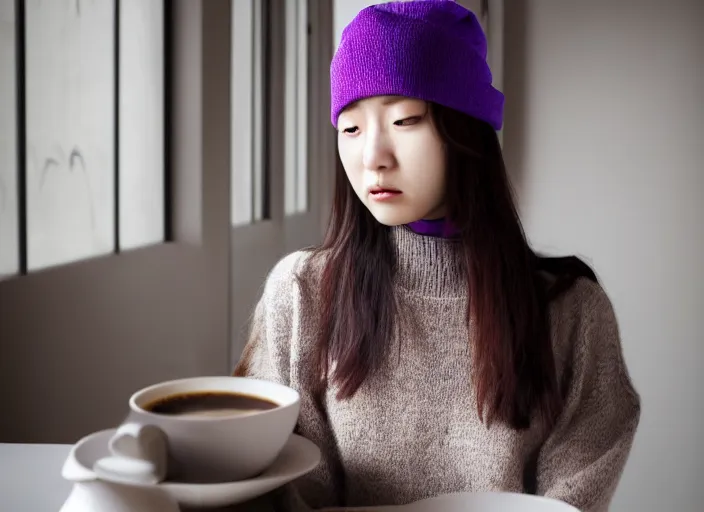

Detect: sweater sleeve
536,282,641,512
233,253,345,511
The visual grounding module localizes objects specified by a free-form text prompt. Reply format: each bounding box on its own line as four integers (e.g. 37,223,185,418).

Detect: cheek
337,136,358,172
337,145,365,195
405,141,447,195
425,147,446,190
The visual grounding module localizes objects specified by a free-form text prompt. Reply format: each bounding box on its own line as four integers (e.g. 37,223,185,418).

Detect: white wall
333,0,703,508
503,1,704,511
334,0,487,48
334,0,384,47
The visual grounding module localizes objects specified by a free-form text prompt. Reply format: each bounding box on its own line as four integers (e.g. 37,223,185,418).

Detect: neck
406,218,460,239
391,226,465,297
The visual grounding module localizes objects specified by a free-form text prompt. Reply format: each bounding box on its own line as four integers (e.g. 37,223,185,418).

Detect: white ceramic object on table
59,430,179,512
59,428,321,510
110,376,301,483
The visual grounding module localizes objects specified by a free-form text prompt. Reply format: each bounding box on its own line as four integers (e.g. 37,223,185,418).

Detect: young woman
234,2,641,511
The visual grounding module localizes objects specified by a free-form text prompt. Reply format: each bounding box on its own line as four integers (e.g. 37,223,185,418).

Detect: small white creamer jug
59,428,179,512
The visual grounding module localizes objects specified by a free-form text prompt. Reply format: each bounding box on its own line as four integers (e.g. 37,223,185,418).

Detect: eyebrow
344,96,408,113
380,96,406,106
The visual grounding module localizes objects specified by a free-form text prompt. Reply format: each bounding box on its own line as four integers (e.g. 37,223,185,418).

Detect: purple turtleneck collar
406,218,460,239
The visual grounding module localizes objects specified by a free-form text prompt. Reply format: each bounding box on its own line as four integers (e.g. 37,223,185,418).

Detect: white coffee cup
109,376,300,483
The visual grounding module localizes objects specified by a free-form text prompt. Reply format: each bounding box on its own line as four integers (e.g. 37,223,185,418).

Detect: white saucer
400,492,580,512
365,492,580,512
68,428,321,508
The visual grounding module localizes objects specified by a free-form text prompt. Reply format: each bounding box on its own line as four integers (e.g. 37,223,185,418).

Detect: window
1,0,168,277
231,0,268,226
119,0,166,251
0,1,18,278
230,0,309,227
284,0,308,216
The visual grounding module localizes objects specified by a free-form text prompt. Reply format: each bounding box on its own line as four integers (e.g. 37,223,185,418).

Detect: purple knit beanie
330,0,504,130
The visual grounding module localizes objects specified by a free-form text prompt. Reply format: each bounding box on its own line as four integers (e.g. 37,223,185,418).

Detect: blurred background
0,1,702,511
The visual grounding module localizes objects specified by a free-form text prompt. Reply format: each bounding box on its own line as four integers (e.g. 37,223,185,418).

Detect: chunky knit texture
330,0,505,130
234,226,641,512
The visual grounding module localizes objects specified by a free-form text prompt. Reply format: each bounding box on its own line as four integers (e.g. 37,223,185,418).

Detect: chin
366,207,418,227
373,219,406,227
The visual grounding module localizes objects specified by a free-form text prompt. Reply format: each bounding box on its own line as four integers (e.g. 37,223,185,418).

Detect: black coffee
144,391,278,417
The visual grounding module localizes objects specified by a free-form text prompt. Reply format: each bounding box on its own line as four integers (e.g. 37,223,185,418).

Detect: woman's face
336,96,447,226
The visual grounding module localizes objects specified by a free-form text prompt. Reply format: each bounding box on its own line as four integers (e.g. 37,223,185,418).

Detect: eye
341,126,359,135
394,116,422,127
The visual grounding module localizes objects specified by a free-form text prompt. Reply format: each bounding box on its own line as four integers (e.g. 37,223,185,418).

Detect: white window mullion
119,0,165,250
285,0,309,216
284,0,298,216
252,0,265,222
295,0,308,213
231,0,255,226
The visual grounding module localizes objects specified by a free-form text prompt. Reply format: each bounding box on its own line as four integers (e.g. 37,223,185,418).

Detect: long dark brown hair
308,104,596,430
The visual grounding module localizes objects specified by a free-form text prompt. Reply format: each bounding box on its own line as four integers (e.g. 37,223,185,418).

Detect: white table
0,443,74,510
0,444,561,512
0,443,274,511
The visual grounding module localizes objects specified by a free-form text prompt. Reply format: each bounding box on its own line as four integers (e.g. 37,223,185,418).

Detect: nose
362,129,395,171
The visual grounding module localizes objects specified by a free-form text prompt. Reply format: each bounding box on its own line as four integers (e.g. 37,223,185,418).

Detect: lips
368,186,402,201
369,186,402,195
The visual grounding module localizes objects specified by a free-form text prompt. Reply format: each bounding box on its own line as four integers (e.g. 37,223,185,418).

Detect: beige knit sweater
234,226,641,512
